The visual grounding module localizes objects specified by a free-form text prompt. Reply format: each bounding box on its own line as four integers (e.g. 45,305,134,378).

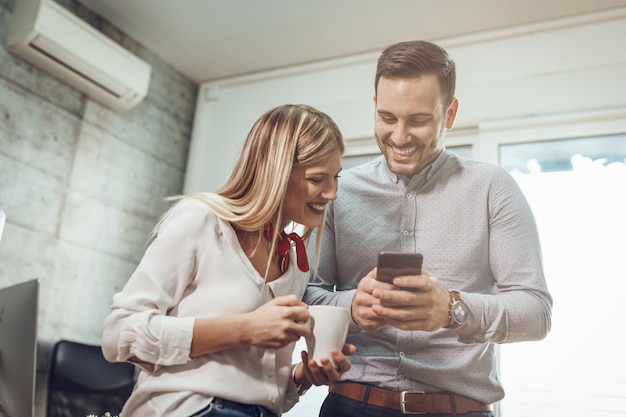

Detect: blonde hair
158,104,344,279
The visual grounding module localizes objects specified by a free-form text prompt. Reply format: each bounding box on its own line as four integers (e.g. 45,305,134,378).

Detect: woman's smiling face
282,149,342,228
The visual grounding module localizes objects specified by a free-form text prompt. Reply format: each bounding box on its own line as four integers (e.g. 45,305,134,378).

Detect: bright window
498,135,626,417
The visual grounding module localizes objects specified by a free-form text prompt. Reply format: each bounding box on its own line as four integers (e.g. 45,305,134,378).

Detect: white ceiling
77,0,626,84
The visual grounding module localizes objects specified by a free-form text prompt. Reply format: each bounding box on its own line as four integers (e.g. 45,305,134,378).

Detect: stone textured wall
0,0,197,413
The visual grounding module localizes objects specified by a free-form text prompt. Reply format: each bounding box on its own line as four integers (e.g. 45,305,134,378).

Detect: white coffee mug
305,305,350,368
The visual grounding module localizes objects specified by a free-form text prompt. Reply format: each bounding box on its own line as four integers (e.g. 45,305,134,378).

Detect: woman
101,104,353,416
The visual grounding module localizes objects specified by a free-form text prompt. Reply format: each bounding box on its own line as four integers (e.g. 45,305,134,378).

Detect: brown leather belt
330,382,491,414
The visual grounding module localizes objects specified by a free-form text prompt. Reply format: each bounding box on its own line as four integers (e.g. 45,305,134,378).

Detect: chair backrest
46,340,135,417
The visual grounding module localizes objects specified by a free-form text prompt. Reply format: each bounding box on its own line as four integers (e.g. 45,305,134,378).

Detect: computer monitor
0,279,39,417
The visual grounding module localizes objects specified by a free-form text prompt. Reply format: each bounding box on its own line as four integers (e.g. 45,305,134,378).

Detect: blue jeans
319,393,495,417
190,397,278,417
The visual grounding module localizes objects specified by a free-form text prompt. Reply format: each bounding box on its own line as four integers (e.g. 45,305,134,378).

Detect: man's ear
445,97,459,129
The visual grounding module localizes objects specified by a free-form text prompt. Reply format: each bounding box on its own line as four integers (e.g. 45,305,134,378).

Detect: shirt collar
382,148,450,185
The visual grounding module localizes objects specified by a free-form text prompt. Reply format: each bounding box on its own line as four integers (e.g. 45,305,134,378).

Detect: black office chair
46,340,136,417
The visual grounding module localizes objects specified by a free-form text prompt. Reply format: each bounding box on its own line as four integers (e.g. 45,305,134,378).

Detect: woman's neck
234,227,282,282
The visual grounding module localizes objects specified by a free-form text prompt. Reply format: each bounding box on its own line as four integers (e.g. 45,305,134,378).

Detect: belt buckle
400,391,426,415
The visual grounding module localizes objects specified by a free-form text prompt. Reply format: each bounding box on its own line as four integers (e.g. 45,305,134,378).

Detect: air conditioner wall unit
6,0,151,111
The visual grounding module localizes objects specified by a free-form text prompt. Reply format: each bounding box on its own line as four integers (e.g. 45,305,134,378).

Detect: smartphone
376,252,423,283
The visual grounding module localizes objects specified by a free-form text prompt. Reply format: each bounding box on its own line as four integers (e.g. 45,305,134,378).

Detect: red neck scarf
263,223,309,273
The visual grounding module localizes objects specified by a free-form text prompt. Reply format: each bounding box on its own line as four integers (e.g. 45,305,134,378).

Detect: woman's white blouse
101,198,308,416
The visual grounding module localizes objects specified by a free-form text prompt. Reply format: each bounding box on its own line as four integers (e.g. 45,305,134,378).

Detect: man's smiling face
374,74,458,177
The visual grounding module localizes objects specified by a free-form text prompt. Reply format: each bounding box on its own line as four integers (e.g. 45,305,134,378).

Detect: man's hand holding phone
352,252,425,331
366,252,451,331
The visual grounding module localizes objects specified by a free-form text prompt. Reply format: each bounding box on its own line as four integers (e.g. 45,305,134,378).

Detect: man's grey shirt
305,150,552,404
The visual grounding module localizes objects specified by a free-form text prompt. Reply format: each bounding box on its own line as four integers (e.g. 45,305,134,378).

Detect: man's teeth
393,146,417,156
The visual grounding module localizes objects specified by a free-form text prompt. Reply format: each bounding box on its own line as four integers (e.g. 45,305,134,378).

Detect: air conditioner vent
6,0,151,111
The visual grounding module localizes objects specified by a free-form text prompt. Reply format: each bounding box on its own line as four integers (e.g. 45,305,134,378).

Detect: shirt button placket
401,187,417,251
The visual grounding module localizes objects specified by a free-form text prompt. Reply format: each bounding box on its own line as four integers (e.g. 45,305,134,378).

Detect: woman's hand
293,343,357,391
191,295,311,357
240,295,312,349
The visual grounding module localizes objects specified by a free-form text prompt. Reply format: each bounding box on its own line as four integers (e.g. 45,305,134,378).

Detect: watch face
452,301,468,324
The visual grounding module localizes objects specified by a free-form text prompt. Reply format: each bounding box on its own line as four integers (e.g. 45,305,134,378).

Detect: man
304,40,552,417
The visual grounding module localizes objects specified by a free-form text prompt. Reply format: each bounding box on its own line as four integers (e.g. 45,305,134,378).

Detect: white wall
185,7,626,193
184,56,377,193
